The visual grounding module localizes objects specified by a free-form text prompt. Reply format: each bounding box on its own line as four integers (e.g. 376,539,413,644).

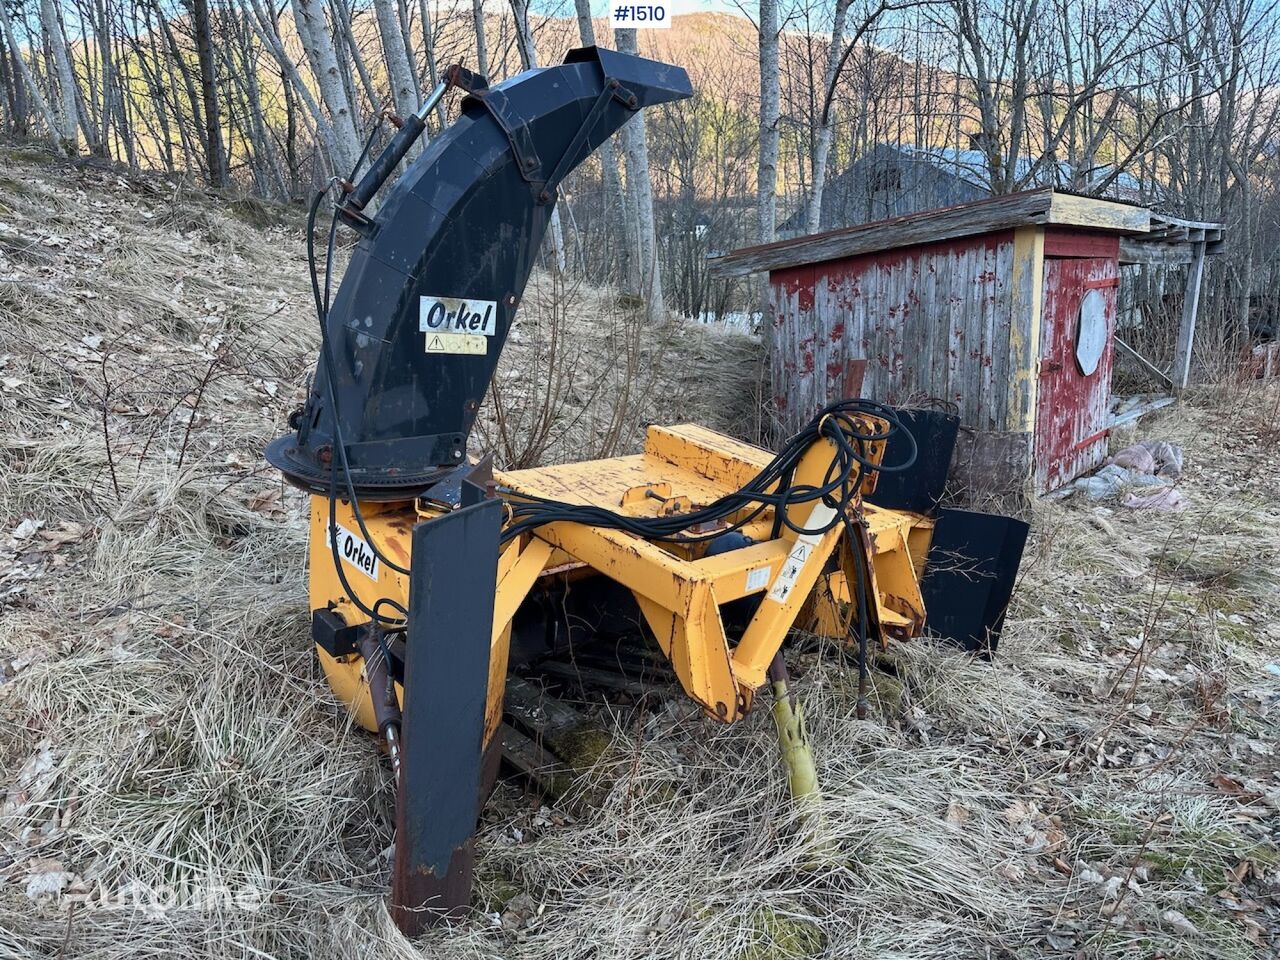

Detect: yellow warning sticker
424,333,487,356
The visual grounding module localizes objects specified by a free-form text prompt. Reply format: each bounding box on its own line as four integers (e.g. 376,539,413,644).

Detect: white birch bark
614,27,663,318
472,0,489,76
374,0,418,118
757,0,780,245
290,0,360,176
40,0,78,152
806,0,853,234
247,0,344,173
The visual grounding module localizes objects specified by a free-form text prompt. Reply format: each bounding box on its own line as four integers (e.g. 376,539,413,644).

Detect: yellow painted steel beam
306,420,939,735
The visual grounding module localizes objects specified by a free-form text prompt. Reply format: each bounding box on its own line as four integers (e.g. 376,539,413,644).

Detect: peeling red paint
1034,255,1119,491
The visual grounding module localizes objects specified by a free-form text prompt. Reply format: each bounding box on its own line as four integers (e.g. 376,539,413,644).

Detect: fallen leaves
1003,799,1067,855
22,858,77,900
10,518,43,542
944,799,971,831
1160,909,1198,936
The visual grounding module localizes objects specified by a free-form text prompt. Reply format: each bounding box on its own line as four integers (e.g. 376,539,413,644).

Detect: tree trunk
152,0,209,167
573,0,629,284
91,0,113,155
757,0,780,245
472,0,489,76
374,0,418,122
190,0,227,186
248,0,344,180
0,42,28,135
39,0,78,153
331,0,378,117
290,0,361,176
806,0,852,234
615,28,663,318
0,3,57,140
417,0,444,126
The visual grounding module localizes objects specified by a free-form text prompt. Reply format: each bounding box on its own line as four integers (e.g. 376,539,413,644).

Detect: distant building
780,142,1149,237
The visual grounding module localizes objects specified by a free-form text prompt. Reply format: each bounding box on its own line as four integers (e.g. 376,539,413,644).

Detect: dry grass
0,142,1277,959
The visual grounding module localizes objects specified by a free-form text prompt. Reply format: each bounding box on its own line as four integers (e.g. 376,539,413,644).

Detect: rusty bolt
317,445,333,465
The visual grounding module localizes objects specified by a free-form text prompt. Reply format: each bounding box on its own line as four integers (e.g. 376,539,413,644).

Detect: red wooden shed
709,190,1222,494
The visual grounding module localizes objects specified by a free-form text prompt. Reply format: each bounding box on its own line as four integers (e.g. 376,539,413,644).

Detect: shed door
1034,255,1119,492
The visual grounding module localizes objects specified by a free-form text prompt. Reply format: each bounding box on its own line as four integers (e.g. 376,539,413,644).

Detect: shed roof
709,189,1223,279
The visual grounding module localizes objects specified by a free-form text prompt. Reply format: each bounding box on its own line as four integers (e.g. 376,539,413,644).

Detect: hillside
0,144,1278,959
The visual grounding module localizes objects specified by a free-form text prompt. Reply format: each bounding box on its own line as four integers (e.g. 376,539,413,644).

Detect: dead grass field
0,143,1276,960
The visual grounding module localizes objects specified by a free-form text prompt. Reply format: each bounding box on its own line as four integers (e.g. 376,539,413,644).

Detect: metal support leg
392,498,502,935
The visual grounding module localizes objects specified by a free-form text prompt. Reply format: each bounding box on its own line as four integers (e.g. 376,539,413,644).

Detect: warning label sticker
424,333,487,355
766,503,837,604
745,565,772,593
326,522,381,582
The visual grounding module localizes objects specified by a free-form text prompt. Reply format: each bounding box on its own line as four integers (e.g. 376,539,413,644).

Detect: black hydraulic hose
497,399,917,546
843,514,873,721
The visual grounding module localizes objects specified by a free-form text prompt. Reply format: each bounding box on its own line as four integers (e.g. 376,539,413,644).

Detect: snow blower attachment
267,47,1028,935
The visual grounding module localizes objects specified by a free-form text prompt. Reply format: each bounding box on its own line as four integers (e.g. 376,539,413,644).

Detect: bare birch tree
0,2,58,142
375,0,419,120
40,0,79,152
290,0,361,176
573,0,631,285
189,0,227,185
614,27,664,317
757,0,780,244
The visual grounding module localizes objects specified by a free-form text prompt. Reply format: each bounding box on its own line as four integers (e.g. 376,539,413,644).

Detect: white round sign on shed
1075,288,1107,376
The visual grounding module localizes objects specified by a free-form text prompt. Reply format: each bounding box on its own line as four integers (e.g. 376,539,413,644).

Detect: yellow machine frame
309,419,935,744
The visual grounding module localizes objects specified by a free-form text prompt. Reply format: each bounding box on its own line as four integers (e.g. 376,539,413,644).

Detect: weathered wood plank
772,233,1017,436
1118,239,1195,266
1003,226,1045,436
1046,193,1149,233
504,675,587,745
536,660,665,698
499,722,568,797
708,189,1055,278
